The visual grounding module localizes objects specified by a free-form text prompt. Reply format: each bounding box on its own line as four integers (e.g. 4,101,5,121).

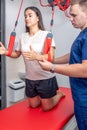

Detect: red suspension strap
39,0,56,31
44,33,53,62
40,0,70,62
54,0,70,11
39,0,70,11
39,0,57,7
39,0,55,62
6,0,24,56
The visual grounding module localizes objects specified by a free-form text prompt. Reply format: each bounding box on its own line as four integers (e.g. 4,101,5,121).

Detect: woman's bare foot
57,90,65,98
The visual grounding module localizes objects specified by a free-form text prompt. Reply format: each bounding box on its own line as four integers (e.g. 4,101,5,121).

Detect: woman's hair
24,6,45,32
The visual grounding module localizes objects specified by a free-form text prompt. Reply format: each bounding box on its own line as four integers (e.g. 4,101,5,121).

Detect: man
39,0,87,129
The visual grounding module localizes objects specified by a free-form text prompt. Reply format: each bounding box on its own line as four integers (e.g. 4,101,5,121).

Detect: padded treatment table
0,87,74,130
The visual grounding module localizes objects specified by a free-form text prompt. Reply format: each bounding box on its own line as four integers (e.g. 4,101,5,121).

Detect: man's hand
39,59,53,71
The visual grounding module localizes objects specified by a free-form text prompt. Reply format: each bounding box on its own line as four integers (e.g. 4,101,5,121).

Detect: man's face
69,4,87,30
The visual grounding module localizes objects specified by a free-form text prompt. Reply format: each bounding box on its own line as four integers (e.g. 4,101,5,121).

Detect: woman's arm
36,47,55,62
0,42,21,58
23,45,55,62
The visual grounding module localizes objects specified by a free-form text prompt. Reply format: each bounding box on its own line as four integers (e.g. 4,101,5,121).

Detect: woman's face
24,9,39,28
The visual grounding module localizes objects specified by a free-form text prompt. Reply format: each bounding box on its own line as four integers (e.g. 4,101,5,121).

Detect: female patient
0,6,64,111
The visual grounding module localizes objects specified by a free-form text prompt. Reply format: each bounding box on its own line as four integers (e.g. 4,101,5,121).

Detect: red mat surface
0,87,74,130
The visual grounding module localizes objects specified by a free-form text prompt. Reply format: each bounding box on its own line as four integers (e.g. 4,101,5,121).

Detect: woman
0,6,64,111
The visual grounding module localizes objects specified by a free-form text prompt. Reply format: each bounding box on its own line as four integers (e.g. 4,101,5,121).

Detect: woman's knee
28,96,41,108
42,105,52,111
41,100,53,111
30,103,40,108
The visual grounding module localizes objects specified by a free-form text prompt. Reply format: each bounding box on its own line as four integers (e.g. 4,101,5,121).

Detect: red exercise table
0,87,74,130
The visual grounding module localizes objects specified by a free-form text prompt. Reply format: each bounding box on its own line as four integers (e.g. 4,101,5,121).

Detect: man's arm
54,53,70,64
39,59,87,78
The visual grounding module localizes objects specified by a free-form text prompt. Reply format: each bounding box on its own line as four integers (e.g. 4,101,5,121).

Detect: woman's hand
23,45,37,61
0,42,7,55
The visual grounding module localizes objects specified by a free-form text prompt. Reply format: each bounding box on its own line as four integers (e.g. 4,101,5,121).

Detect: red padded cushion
0,87,74,130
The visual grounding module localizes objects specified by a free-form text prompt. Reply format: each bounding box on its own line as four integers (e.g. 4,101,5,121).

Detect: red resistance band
6,0,24,57
44,33,53,62
39,0,70,11
54,0,70,11
6,32,16,56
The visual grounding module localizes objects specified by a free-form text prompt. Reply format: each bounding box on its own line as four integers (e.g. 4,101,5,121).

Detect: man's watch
50,65,55,73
